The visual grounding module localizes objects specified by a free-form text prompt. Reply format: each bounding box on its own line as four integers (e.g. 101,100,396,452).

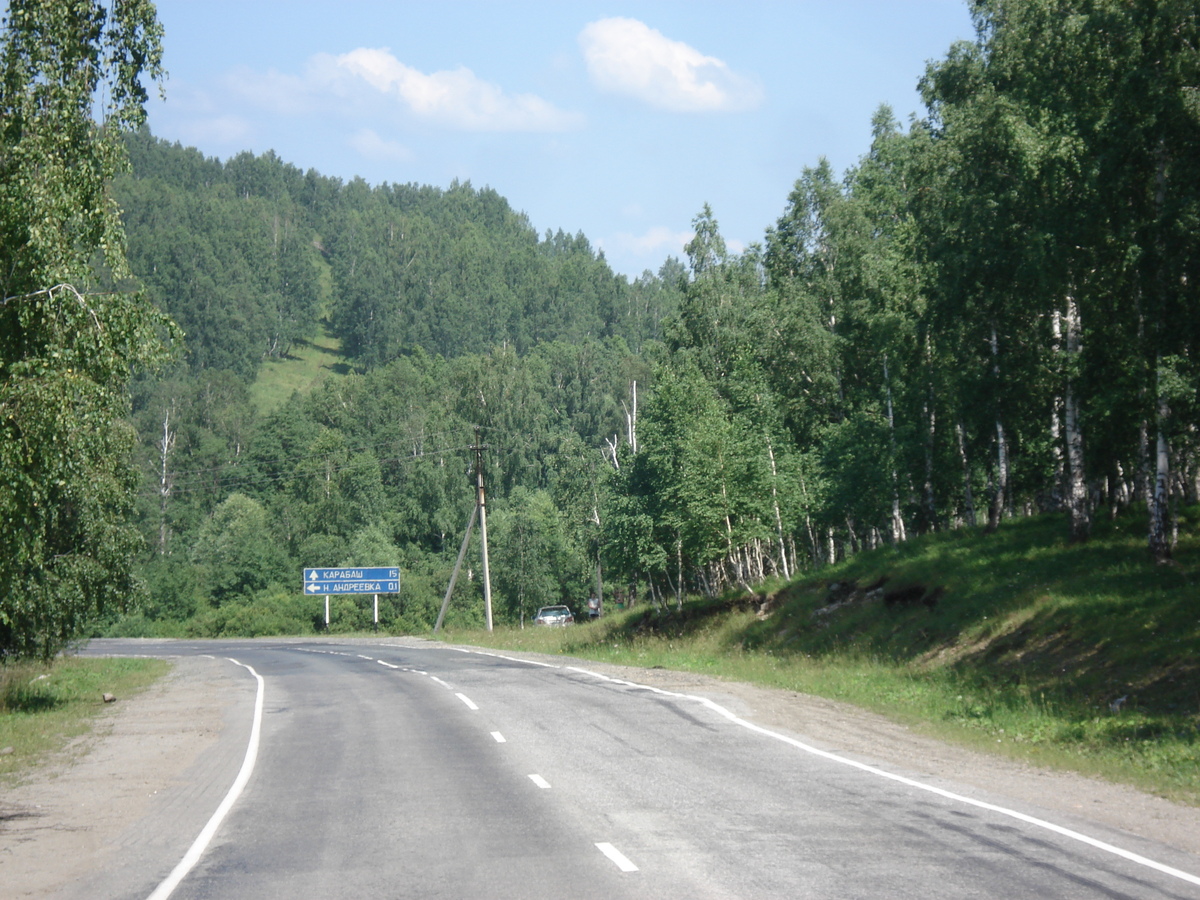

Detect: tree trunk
883,353,907,544
1063,295,1090,542
845,517,859,555
798,467,819,567
1050,311,1065,511
676,530,684,608
623,380,638,454
722,499,740,586
157,407,176,555
956,418,976,527
986,325,1008,533
922,383,938,532
1149,364,1172,563
1146,143,1174,564
767,439,790,580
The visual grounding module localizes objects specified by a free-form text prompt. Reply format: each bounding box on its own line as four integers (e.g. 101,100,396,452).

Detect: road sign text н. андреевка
303,568,400,594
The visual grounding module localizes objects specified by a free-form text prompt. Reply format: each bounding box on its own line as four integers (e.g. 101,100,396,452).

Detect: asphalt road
78,637,1200,899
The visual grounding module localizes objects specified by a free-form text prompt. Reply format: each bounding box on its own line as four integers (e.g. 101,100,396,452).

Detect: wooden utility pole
433,428,494,632
475,427,494,631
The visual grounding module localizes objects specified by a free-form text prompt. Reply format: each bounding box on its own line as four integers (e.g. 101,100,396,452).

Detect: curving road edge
145,658,265,900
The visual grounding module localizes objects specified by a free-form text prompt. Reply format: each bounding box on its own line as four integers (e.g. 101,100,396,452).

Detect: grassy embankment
249,249,348,413
249,327,355,414
246,328,352,415
0,656,170,781
438,510,1200,806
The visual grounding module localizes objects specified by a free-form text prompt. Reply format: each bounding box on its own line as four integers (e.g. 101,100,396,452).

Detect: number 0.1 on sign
302,568,400,594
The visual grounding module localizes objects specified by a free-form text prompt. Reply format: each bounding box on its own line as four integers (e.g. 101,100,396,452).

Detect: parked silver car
533,605,574,626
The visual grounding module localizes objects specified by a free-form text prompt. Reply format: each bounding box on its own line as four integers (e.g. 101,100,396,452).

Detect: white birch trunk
1050,310,1065,510
1063,295,1090,541
157,407,176,555
987,326,1008,532
1149,362,1172,562
883,353,907,543
675,530,684,608
956,419,976,528
767,439,790,580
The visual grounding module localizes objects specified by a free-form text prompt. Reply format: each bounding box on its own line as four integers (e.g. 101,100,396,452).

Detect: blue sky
144,1,976,279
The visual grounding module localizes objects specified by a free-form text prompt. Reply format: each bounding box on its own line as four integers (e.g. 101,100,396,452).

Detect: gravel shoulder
0,655,246,899
2,638,1198,897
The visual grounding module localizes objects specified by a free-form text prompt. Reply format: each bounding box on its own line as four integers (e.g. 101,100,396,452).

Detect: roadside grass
438,509,1200,806
0,657,170,782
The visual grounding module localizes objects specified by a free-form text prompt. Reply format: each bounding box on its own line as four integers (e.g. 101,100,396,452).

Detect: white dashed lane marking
595,843,639,872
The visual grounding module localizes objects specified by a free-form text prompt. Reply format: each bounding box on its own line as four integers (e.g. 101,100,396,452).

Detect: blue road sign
303,567,400,594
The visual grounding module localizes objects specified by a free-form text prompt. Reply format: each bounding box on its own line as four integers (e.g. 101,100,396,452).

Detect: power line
139,441,478,498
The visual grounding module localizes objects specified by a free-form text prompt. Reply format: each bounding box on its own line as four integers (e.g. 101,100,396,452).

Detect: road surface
57,637,1200,899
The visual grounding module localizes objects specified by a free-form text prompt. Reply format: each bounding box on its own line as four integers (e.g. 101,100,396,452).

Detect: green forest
2,0,1199,655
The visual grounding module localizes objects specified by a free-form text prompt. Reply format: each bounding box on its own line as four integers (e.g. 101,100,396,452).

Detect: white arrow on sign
309,571,319,581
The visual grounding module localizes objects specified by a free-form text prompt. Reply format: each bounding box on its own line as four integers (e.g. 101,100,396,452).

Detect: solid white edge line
455,692,479,710
596,842,639,872
435,649,1200,889
528,773,551,789
566,664,1200,889
145,658,265,900
473,650,559,668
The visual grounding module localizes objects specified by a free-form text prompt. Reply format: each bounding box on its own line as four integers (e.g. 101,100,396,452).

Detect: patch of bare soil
0,656,237,898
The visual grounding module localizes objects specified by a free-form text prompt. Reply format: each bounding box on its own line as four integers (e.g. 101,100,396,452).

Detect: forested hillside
120,128,671,376
106,0,1198,639
115,128,678,631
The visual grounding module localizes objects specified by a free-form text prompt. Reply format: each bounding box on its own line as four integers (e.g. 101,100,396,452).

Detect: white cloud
580,18,762,113
225,65,315,116
600,226,695,260
348,129,414,163
224,49,582,133
334,48,581,131
225,47,585,132
175,114,253,147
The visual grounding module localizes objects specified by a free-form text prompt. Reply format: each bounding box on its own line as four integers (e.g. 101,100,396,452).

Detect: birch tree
0,0,175,658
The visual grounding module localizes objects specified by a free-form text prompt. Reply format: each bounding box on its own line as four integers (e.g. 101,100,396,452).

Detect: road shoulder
533,651,1200,862
0,654,248,899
